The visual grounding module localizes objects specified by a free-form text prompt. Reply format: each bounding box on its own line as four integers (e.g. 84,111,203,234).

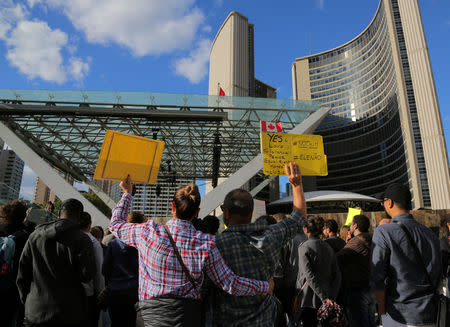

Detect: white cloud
30,0,205,57
317,0,325,10
174,38,211,84
0,0,28,40
6,20,68,83
0,1,91,84
22,165,36,178
19,186,35,201
19,165,37,201
202,25,212,33
68,56,90,81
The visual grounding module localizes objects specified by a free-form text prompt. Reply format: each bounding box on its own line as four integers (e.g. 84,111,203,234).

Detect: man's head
221,189,253,225
256,215,277,225
90,226,104,243
127,211,146,224
202,215,220,235
272,213,286,223
376,183,412,218
350,215,370,235
59,198,83,222
323,219,339,238
303,215,325,238
0,200,27,225
79,211,92,232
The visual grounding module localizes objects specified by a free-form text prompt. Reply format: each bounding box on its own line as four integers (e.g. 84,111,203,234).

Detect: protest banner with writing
345,207,363,226
260,132,327,176
94,130,164,184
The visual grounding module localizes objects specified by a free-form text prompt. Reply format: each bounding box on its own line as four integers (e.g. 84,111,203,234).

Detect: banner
260,132,327,176
94,130,164,184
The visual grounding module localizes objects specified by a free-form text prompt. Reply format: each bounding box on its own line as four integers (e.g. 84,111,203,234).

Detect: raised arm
109,175,144,246
204,243,272,296
285,162,306,217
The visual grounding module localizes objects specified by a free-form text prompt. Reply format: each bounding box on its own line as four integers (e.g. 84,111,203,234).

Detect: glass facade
303,1,410,196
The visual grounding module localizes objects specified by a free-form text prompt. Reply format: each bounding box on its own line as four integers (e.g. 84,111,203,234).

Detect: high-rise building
209,12,276,99
33,170,74,205
92,179,122,203
133,178,194,219
33,177,56,205
208,11,279,203
292,0,449,209
0,146,24,202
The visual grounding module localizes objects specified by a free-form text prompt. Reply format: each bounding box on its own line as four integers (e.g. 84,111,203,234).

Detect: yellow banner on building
261,132,327,176
94,130,165,184
345,207,362,226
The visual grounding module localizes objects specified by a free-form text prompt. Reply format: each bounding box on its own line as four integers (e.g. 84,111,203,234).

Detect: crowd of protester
0,162,449,327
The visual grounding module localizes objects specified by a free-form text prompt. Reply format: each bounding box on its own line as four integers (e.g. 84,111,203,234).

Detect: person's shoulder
373,221,399,236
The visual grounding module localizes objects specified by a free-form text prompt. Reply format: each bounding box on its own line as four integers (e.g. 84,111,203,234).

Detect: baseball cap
374,183,412,210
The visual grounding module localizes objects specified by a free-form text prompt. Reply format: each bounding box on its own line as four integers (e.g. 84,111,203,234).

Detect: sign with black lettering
260,132,328,176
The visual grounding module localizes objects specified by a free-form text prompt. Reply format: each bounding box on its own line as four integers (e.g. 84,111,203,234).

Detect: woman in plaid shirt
109,175,273,327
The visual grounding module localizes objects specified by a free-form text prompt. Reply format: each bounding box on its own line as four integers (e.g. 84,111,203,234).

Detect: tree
81,192,112,218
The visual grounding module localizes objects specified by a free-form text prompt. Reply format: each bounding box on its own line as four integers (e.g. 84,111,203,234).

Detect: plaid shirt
109,193,268,301
210,210,305,327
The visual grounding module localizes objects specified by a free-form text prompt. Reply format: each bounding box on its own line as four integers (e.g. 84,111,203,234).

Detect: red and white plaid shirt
109,193,269,301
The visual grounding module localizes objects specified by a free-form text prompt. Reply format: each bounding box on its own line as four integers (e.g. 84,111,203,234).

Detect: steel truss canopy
0,89,321,184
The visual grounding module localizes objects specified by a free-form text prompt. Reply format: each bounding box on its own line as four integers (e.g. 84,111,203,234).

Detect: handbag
395,221,449,327
292,280,308,315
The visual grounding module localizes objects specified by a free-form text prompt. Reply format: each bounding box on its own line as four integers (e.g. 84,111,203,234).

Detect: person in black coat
17,198,95,327
103,212,146,327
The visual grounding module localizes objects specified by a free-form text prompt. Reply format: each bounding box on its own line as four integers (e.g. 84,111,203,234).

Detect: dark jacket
274,231,308,312
16,218,95,324
296,237,341,310
102,238,139,293
324,236,346,253
336,232,371,289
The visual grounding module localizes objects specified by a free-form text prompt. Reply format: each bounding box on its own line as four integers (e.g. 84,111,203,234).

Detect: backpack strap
163,225,198,292
394,221,436,290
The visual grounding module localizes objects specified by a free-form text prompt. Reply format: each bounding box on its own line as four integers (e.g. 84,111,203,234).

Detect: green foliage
81,192,112,218
53,198,62,216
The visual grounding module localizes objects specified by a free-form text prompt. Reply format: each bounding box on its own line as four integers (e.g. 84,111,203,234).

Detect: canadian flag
261,121,283,133
219,87,226,96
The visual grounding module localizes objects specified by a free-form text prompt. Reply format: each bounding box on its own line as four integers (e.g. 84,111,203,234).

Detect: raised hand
284,162,302,187
120,174,133,194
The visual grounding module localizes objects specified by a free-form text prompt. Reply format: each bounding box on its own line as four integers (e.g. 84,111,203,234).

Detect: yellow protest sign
94,130,164,184
345,208,362,226
260,132,327,176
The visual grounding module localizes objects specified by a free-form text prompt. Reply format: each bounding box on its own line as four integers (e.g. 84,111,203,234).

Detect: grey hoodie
17,218,95,324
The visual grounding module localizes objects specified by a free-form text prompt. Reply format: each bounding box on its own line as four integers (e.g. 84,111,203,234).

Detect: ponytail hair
173,185,201,221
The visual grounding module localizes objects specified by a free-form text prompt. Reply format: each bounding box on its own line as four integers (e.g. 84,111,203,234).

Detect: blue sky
0,0,448,200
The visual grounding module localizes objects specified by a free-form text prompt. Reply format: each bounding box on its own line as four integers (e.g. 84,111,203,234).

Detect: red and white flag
261,121,283,133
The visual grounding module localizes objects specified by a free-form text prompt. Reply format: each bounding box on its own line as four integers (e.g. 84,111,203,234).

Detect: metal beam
249,176,277,197
0,103,228,121
198,105,331,218
0,121,110,228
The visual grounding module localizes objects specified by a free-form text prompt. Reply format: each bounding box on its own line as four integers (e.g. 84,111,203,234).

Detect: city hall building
210,0,450,209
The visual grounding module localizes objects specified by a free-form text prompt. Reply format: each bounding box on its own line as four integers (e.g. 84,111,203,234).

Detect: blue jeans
343,286,376,327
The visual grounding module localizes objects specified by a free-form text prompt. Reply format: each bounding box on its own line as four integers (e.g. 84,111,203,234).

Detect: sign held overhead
94,130,164,184
261,132,327,176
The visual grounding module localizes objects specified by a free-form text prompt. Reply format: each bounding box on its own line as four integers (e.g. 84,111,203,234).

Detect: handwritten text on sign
261,133,328,176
